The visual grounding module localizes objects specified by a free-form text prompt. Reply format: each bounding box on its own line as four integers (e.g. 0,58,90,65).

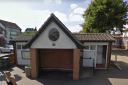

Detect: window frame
84,45,96,51
90,45,96,50
21,49,30,60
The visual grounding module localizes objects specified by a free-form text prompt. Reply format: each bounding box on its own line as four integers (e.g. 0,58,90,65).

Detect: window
90,45,96,50
17,45,21,49
10,31,17,35
21,49,30,59
84,45,96,50
16,43,26,49
84,45,89,50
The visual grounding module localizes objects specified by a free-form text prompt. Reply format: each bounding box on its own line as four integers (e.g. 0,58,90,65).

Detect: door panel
39,49,73,70
16,49,30,65
17,49,22,65
83,50,96,67
97,45,103,64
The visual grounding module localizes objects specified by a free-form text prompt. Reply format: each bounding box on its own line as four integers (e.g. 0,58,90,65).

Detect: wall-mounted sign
48,28,60,41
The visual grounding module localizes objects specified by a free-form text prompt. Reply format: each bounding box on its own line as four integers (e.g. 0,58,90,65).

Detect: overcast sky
0,0,127,32
0,0,92,32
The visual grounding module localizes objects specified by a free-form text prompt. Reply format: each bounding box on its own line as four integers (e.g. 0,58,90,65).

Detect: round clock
48,28,60,41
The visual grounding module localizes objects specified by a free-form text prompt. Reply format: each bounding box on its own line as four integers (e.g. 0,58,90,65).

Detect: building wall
0,23,5,36
31,21,77,49
123,31,128,37
112,37,122,48
113,31,128,49
113,36,128,49
121,37,128,49
6,27,21,42
16,42,30,65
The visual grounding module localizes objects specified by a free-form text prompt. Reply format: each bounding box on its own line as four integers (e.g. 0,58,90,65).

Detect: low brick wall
9,54,15,64
0,53,15,64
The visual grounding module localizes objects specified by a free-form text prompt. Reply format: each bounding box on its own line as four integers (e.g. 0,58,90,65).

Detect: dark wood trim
13,43,17,65
40,68,72,71
73,49,80,80
107,42,112,67
96,64,105,68
30,49,39,78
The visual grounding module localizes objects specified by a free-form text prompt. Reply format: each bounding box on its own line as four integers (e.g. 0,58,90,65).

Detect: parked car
0,45,13,53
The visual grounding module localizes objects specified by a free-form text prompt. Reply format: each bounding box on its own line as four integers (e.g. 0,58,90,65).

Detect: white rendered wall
16,42,30,65
31,21,77,49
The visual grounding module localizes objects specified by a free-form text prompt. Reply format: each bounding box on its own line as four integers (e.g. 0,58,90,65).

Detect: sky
0,0,92,32
0,0,127,32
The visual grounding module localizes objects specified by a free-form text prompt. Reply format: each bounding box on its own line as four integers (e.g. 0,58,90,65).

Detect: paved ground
0,49,128,85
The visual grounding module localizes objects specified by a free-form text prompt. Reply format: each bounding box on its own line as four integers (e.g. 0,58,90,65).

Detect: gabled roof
25,13,83,48
0,19,21,30
11,33,115,42
74,33,115,42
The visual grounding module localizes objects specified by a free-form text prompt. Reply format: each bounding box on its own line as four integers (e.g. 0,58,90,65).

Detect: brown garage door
39,49,73,70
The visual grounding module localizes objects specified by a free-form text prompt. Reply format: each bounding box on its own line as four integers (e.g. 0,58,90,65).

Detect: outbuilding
12,14,115,80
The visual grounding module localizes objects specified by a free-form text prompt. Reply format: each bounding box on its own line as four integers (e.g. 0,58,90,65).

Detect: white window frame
21,49,30,60
16,42,30,60
84,45,96,51
83,42,109,69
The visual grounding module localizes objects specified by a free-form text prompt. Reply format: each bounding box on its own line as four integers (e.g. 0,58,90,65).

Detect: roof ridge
0,19,16,24
0,19,21,30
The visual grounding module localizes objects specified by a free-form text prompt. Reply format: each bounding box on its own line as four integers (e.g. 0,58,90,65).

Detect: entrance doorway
83,45,96,67
96,45,107,68
82,45,107,69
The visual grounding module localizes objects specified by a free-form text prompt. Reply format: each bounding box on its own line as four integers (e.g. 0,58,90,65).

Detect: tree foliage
83,0,128,33
23,27,37,36
25,27,37,32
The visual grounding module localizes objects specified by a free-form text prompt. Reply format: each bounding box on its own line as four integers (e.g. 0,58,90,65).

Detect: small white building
11,14,115,80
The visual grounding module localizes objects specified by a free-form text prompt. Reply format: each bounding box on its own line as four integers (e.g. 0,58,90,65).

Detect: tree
83,0,128,33
25,27,37,32
23,27,37,36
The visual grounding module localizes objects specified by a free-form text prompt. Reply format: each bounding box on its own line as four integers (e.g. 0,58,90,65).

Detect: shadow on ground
14,74,22,81
0,65,22,82
34,63,128,85
35,69,112,85
0,65,15,82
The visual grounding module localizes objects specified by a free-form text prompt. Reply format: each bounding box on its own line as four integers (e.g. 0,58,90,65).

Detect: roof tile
0,19,21,30
73,33,115,42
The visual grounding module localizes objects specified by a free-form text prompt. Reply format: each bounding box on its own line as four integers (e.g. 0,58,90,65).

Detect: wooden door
39,49,73,70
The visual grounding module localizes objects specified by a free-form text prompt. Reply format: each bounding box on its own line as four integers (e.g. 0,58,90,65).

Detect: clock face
48,28,60,41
